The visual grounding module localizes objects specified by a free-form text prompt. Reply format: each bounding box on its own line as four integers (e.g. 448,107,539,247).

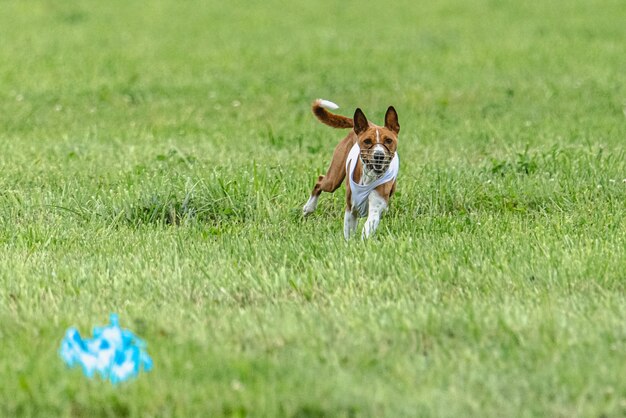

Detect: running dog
303,99,400,239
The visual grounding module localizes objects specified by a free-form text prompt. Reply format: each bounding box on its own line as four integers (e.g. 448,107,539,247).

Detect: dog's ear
384,106,400,134
353,108,369,135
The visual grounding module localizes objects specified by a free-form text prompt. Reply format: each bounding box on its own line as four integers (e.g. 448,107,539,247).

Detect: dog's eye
363,138,373,145
384,138,393,145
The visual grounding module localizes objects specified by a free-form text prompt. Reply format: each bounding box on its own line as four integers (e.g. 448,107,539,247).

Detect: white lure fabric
346,142,399,217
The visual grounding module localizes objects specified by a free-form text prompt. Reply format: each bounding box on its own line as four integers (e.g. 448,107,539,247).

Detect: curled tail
312,99,354,129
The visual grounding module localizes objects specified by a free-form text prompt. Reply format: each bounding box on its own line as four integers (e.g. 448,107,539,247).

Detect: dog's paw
302,204,315,216
303,195,319,216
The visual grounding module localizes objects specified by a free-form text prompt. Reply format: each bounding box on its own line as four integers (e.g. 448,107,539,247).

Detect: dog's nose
373,150,385,162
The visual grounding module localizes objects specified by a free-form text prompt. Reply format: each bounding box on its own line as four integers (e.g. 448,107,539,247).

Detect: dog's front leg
362,190,387,239
344,210,358,240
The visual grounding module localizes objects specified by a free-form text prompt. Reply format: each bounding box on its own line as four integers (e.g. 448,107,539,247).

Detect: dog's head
353,106,400,175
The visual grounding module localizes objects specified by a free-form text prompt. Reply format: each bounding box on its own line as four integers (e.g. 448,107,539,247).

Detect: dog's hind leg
303,150,350,216
303,171,345,216
303,175,323,216
303,135,353,216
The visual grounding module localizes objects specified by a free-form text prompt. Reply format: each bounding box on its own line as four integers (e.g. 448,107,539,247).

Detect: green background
1,0,625,416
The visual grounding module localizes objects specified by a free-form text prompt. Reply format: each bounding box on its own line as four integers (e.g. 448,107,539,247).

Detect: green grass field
1,0,625,416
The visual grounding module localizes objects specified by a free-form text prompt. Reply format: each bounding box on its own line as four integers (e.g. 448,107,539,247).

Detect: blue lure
60,314,153,384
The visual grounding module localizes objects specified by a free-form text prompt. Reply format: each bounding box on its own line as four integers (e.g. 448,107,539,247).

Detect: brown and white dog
303,99,400,239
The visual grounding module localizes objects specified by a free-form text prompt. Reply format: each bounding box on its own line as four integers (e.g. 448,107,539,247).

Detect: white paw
303,195,318,216
344,210,358,240
362,220,378,239
362,190,386,239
